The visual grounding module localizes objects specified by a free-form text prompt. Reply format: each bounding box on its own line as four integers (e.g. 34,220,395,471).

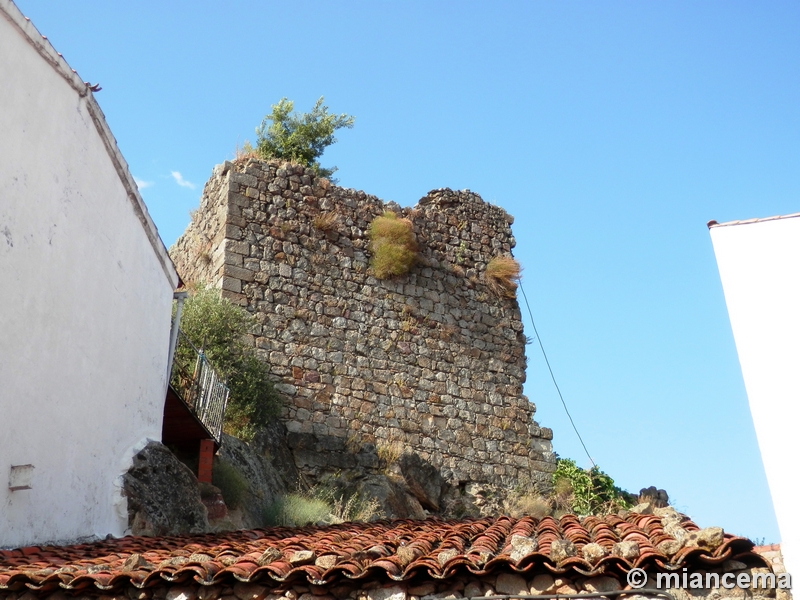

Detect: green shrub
261,484,384,527
262,493,331,527
212,460,248,509
178,285,281,440
254,97,354,180
367,212,417,279
551,458,633,516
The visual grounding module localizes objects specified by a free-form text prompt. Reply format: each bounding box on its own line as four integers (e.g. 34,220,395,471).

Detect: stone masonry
170,157,556,491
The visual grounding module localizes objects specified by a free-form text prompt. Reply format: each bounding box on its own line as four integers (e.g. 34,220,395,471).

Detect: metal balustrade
169,330,229,443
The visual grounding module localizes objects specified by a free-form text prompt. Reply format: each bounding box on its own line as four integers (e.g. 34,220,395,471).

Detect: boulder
397,452,444,511
357,474,426,519
218,433,289,529
123,442,209,536
639,486,669,508
252,421,300,489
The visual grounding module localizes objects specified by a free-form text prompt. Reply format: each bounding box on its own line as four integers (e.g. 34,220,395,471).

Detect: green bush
255,97,354,180
178,285,281,440
262,493,331,527
212,460,248,509
367,212,418,279
261,484,383,527
552,458,633,516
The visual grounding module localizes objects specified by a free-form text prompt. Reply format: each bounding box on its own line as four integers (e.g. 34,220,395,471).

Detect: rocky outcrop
123,442,208,536
217,433,291,529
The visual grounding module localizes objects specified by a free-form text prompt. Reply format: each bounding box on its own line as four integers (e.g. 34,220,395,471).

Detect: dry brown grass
376,441,404,471
233,141,259,163
312,211,339,232
367,212,418,279
485,255,521,298
504,493,552,519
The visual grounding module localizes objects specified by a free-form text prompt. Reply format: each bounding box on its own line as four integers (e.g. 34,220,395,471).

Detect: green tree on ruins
254,96,355,181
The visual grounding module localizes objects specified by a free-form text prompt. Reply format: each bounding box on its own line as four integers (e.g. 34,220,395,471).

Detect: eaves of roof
707,212,800,229
0,514,761,594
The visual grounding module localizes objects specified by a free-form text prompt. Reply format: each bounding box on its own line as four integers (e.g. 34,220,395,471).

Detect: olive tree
255,96,355,180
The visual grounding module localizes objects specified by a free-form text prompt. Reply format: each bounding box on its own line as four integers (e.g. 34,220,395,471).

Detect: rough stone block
222,264,255,282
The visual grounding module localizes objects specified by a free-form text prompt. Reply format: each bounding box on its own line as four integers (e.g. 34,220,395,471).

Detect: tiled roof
0,514,760,593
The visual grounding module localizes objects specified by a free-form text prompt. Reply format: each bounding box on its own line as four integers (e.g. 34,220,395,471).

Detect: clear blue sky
16,1,800,543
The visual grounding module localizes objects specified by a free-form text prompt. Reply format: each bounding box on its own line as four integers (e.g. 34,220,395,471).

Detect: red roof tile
0,514,761,593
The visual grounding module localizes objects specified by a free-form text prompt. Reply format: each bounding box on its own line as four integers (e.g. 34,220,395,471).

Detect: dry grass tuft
233,141,260,163
504,493,552,519
367,212,418,279
376,441,405,472
312,211,339,232
485,255,521,298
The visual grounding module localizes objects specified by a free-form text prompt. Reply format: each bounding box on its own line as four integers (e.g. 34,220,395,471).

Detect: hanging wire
518,279,596,468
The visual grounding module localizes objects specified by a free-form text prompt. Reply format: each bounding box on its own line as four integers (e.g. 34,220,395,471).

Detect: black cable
518,279,596,469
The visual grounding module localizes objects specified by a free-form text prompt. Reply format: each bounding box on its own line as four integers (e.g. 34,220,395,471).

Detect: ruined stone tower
170,158,555,505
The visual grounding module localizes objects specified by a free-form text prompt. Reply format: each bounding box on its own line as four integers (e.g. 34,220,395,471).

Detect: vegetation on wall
505,458,635,518
253,97,355,180
211,459,248,509
485,255,521,298
178,285,281,440
262,486,382,527
367,211,418,279
551,458,634,515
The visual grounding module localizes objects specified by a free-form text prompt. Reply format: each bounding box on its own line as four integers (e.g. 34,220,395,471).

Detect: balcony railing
169,330,230,443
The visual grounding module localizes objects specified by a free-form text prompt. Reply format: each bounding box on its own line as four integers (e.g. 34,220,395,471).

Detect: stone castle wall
170,158,555,489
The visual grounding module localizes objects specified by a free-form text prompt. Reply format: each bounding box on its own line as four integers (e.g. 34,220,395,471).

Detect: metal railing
169,329,230,443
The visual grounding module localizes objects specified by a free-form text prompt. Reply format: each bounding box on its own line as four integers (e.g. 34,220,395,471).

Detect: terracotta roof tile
0,514,761,593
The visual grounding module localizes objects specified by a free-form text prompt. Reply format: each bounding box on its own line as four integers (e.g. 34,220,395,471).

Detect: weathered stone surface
398,453,444,511
288,551,315,566
631,501,654,514
495,574,527,595
549,539,576,562
463,582,482,599
123,442,209,536
528,574,556,594
584,576,622,593
509,535,538,562
121,554,153,572
357,474,426,520
687,526,725,550
582,542,606,564
233,583,268,600
217,433,288,529
612,541,640,561
639,486,669,507
366,586,406,600
657,506,689,544
657,539,684,557
406,583,436,597
314,555,338,570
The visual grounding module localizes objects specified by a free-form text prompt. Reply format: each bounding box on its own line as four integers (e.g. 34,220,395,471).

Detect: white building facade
0,0,179,547
709,213,800,579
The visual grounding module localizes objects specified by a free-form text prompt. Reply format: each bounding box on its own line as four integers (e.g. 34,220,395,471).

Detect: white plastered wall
0,1,179,547
709,215,800,579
